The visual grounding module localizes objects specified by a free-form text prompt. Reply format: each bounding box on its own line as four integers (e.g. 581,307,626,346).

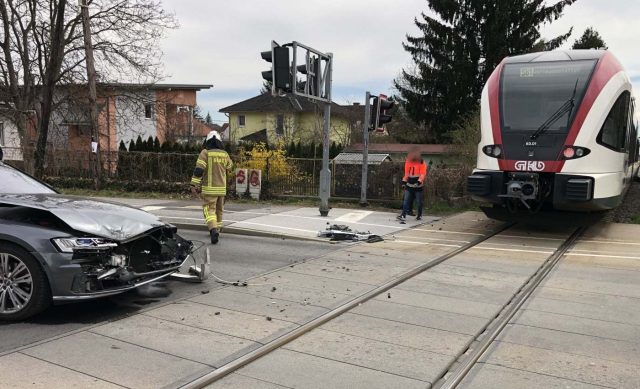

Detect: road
0,230,338,354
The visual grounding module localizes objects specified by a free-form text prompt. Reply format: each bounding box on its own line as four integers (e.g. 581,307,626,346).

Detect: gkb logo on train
514,161,545,171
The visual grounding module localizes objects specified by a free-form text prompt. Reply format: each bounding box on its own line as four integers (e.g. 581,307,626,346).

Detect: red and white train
468,50,639,216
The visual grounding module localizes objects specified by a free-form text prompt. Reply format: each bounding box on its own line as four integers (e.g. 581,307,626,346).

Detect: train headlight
563,147,575,159
562,146,590,160
482,145,503,159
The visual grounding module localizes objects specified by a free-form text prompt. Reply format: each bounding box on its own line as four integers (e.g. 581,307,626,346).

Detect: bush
44,176,191,193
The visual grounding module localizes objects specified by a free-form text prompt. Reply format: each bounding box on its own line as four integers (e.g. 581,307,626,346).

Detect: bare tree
0,0,177,176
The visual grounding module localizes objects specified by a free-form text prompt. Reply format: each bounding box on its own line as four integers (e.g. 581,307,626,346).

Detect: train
467,50,639,218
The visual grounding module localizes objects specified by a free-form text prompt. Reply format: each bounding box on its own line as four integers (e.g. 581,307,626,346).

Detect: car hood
0,193,167,241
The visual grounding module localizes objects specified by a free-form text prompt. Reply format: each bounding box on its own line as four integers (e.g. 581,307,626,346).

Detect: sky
160,0,640,123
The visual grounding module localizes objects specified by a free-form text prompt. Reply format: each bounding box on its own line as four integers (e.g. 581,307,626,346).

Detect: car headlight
52,237,118,253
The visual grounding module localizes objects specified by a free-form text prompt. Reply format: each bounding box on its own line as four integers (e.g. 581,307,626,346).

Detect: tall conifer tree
395,0,577,141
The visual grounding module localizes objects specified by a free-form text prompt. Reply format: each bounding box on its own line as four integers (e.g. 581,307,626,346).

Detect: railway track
177,222,586,389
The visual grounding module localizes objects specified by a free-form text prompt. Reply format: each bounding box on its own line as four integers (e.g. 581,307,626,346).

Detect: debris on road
317,224,384,243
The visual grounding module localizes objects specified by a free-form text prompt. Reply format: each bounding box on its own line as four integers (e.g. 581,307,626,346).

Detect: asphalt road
0,230,338,353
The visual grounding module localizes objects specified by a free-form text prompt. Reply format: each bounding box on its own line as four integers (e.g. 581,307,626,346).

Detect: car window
0,163,56,194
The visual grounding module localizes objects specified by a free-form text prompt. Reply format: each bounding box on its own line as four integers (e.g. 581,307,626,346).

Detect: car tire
0,243,51,321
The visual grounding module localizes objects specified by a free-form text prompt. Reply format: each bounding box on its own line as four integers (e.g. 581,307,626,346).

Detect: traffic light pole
318,53,333,217
360,92,371,206
260,40,333,216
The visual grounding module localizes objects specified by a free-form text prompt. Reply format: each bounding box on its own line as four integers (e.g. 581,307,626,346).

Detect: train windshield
501,60,597,133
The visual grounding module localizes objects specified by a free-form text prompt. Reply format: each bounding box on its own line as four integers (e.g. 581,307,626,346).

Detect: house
0,83,212,161
345,143,454,166
219,94,364,146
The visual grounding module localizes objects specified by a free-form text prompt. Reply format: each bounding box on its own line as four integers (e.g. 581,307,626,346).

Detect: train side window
597,91,630,151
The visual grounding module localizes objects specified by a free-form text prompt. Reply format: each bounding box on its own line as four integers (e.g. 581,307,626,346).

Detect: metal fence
6,148,469,203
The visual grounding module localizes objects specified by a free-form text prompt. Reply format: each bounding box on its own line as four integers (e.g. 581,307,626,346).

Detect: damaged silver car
0,162,193,321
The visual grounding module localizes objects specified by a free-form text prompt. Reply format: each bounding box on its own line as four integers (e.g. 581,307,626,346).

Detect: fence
6,148,470,204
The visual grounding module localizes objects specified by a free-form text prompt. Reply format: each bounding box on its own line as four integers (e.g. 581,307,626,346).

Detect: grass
59,188,192,200
58,188,478,215
630,214,640,224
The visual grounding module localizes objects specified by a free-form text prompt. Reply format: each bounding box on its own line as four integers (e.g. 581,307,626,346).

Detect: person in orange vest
191,131,233,244
397,147,428,222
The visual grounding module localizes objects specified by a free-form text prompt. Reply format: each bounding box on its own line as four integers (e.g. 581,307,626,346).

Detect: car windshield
501,60,597,133
0,163,56,194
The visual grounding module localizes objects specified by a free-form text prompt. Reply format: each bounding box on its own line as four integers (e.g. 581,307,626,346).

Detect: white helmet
206,130,221,142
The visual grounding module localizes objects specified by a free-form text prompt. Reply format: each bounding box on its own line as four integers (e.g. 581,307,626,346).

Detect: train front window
501,60,596,133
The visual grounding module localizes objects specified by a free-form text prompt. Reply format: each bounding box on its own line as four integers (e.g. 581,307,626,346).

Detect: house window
144,103,154,119
0,122,4,146
238,115,246,127
597,91,630,151
276,114,284,135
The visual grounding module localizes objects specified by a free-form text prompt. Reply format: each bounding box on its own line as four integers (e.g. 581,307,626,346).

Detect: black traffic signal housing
261,43,291,93
296,57,321,96
370,94,395,132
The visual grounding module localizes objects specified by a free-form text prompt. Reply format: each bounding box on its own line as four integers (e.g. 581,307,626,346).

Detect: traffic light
369,94,395,132
261,42,291,93
296,56,321,96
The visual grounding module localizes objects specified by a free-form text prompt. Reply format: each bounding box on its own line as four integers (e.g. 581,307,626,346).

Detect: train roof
504,50,607,64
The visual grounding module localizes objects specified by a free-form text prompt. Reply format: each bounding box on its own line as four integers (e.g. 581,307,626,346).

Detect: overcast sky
160,0,640,123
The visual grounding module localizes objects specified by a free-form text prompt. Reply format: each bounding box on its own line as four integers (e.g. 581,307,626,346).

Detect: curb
170,221,332,244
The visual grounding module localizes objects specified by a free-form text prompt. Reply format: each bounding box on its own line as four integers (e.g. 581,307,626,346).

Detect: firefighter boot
210,229,220,244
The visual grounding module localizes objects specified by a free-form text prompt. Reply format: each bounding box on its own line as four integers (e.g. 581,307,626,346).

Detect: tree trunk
33,0,68,178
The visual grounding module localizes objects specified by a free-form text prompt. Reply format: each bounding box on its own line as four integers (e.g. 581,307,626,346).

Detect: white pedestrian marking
233,221,317,233
141,206,166,211
335,211,373,223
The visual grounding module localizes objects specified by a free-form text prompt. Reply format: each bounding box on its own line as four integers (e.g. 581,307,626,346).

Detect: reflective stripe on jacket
191,148,233,195
403,159,427,188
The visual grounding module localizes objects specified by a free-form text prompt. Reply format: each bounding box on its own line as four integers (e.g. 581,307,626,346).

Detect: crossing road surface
0,230,339,353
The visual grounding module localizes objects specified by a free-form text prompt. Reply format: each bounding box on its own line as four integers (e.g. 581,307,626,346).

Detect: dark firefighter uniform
191,131,233,244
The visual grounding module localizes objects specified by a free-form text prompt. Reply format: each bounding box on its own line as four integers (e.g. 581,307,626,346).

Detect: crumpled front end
53,226,193,300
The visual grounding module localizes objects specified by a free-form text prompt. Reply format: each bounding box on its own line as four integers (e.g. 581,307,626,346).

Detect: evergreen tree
128,139,136,152
329,142,338,159
572,27,607,50
119,140,127,152
205,112,212,124
260,80,272,95
145,136,154,151
160,141,170,153
153,136,161,151
395,0,577,141
293,141,301,158
134,135,144,152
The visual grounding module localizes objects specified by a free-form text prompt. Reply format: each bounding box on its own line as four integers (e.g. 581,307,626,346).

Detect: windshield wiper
530,78,579,140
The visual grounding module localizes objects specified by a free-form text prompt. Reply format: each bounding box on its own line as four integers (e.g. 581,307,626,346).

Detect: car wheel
0,244,51,321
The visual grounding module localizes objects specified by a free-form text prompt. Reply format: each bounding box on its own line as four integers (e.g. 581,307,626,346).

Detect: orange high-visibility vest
403,159,427,187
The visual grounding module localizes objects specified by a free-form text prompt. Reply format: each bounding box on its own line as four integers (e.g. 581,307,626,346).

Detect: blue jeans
402,187,423,218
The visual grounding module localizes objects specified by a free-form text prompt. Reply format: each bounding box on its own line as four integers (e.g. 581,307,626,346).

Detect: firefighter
397,147,428,222
191,131,233,244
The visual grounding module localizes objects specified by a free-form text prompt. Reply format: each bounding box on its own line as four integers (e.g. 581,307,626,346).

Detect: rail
177,221,514,389
434,226,587,389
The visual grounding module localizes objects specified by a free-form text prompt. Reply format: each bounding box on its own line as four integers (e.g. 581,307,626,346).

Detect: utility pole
79,0,101,189
360,92,372,206
318,53,333,216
